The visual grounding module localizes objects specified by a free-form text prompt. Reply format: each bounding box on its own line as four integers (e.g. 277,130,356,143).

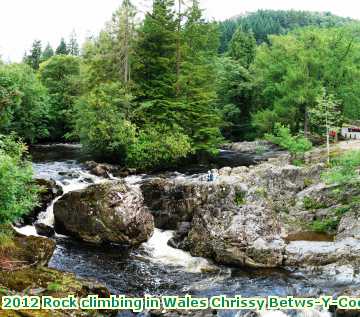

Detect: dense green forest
1,2,360,170
218,10,354,52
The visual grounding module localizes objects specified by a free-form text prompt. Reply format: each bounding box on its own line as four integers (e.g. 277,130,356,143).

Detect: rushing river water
16,144,353,316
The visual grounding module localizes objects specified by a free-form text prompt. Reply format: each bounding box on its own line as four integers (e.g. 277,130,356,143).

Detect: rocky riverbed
3,142,360,317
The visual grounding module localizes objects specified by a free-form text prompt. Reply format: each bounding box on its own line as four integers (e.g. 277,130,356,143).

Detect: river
16,144,350,316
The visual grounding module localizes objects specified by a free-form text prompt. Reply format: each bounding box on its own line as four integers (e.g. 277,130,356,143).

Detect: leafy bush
0,135,39,224
310,218,338,233
74,83,137,163
0,64,50,143
127,124,193,170
265,123,312,156
322,150,360,185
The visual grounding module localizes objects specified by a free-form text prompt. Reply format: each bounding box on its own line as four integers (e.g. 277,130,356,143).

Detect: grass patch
304,178,314,187
310,218,339,233
303,197,327,210
0,227,15,255
47,281,65,292
255,187,268,198
235,191,246,206
322,150,360,185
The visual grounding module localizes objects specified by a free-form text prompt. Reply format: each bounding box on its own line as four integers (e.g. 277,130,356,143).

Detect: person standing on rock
207,171,213,182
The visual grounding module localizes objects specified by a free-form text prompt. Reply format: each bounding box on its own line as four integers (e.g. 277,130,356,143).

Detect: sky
1,0,360,62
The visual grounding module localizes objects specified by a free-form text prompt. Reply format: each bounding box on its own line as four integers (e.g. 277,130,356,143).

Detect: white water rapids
16,157,215,274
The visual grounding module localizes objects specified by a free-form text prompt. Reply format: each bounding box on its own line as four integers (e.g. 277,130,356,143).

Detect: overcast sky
1,0,359,62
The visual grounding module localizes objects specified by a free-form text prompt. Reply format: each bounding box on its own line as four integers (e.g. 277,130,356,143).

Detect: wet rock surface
0,227,112,317
85,160,136,178
140,152,360,275
54,181,154,245
18,178,63,226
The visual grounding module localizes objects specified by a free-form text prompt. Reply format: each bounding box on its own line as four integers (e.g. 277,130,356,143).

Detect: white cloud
1,0,359,61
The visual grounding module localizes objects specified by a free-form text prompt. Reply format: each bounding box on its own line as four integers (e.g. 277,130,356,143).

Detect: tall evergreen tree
228,28,256,68
41,43,54,62
56,38,69,55
134,0,177,99
68,31,80,56
108,0,137,84
177,0,223,152
24,40,42,70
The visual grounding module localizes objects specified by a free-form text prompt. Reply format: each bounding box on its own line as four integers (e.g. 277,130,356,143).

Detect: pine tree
68,31,80,56
177,0,223,152
180,0,219,100
25,40,42,70
228,27,256,68
56,38,69,55
134,0,177,99
41,43,54,62
108,0,137,84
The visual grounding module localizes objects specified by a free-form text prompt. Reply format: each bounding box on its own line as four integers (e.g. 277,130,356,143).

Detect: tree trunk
304,105,309,138
176,0,182,96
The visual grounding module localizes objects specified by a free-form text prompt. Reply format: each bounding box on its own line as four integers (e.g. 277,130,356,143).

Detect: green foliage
308,89,343,137
265,123,312,156
68,31,80,56
322,150,360,185
0,135,39,224
0,227,14,248
75,82,137,163
134,0,177,99
24,40,42,70
234,191,246,205
39,55,81,140
303,197,327,210
0,64,50,143
55,38,69,55
216,56,255,140
219,10,353,52
310,218,338,233
82,0,137,87
228,28,256,68
41,43,54,62
47,281,65,292
252,26,360,135
127,124,192,170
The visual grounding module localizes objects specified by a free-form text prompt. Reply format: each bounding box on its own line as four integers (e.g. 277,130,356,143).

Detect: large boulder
140,160,328,268
0,228,55,270
54,181,154,245
336,207,360,240
141,174,285,268
141,178,215,229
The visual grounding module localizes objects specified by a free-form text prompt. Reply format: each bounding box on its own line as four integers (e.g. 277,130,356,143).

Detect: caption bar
2,295,360,311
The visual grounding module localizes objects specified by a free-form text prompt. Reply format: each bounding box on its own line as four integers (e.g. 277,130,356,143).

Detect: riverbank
3,141,360,317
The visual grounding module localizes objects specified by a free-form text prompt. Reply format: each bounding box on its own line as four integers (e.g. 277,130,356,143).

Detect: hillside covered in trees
218,10,354,52
1,4,360,170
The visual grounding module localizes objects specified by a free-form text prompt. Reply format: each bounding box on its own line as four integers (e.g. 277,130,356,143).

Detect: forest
1,1,360,172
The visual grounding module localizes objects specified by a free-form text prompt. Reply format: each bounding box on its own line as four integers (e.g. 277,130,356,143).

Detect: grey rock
54,181,154,245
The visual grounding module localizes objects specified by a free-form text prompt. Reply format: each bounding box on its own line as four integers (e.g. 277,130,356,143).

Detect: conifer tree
68,31,80,56
41,43,54,62
228,27,256,68
56,38,69,55
134,0,177,99
25,40,42,70
108,0,137,84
